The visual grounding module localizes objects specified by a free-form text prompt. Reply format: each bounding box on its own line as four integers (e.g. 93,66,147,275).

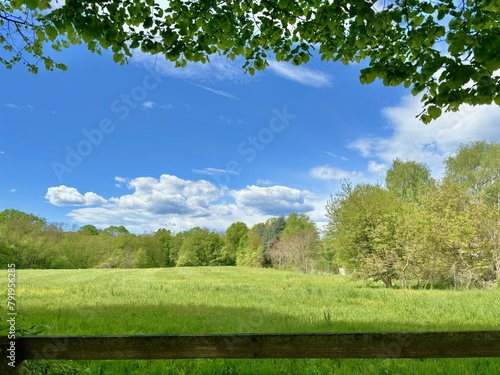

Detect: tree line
0,141,498,289
0,209,330,274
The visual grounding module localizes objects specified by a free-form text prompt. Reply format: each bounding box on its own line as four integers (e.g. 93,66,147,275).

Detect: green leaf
435,26,446,39
355,39,365,49
422,3,434,14
437,6,448,20
45,25,58,41
428,106,442,119
36,28,46,41
55,63,67,71
144,17,153,29
412,15,425,27
360,69,377,84
448,18,461,30
255,58,265,70
421,114,432,124
24,0,38,10
113,52,124,63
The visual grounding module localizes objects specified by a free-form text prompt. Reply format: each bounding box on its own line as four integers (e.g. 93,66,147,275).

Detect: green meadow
3,267,500,374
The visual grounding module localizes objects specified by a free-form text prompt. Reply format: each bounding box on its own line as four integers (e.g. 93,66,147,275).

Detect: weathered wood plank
12,331,500,360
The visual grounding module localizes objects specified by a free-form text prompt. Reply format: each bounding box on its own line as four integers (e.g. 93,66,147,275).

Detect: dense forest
1,141,498,289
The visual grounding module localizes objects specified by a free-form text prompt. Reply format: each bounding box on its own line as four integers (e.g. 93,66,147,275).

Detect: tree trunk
382,276,393,288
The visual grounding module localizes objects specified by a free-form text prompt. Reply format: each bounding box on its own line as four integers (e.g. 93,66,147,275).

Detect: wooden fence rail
2,331,500,374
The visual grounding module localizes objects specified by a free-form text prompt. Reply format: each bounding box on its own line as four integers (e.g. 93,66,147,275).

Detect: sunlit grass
1,267,499,374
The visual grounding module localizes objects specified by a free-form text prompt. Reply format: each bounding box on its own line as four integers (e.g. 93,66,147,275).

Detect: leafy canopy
2,0,500,121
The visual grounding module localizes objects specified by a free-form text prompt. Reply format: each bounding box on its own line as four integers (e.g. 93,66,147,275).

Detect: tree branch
0,12,35,28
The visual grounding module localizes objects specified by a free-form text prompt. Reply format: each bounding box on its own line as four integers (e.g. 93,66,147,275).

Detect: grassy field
2,267,500,374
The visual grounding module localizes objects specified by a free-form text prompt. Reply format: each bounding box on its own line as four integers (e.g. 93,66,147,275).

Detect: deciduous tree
270,227,320,273
325,183,404,288
236,224,265,267
221,222,248,266
444,141,500,206
78,224,100,236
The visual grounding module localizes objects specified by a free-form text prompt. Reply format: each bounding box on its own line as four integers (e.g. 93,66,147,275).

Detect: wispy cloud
141,101,174,110
192,83,240,100
9,189,16,193
141,101,156,109
218,115,247,125
0,150,13,159
325,151,348,161
2,103,34,111
132,51,248,84
192,168,240,176
309,165,364,181
133,49,332,89
267,60,332,88
367,161,388,177
114,176,129,188
256,178,272,186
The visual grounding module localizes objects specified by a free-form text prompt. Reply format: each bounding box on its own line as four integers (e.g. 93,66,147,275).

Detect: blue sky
1,44,500,233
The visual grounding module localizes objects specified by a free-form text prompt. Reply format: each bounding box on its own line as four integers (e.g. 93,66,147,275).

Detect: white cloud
9,189,16,193
46,175,325,233
141,101,157,109
45,186,107,207
367,161,388,177
232,185,316,216
348,95,500,178
140,101,174,110
348,138,378,158
309,165,364,181
267,60,332,88
115,176,127,183
114,176,128,188
108,175,222,215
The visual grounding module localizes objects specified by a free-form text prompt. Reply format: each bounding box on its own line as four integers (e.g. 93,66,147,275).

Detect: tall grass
2,267,499,374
